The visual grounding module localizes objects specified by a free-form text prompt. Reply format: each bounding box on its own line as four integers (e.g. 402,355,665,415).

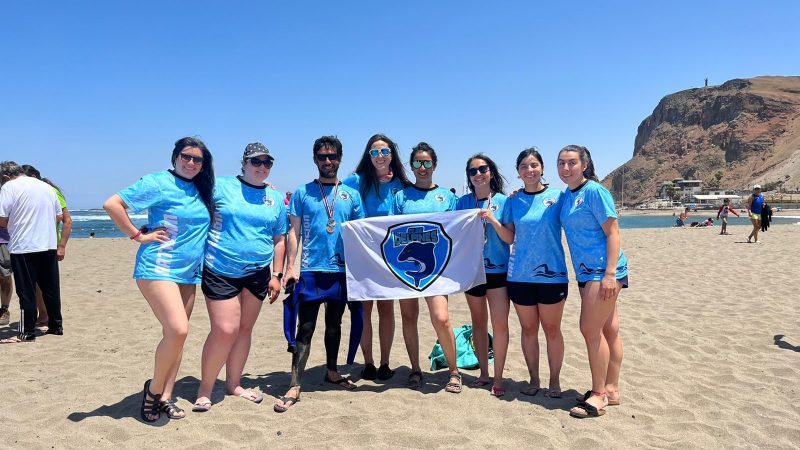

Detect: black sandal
160,399,185,419
140,380,162,423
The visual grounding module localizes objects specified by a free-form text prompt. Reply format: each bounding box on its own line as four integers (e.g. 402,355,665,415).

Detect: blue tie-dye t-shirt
560,180,628,283
500,186,568,284
204,176,287,277
343,173,405,218
391,185,457,215
456,192,510,274
118,170,210,284
289,180,364,273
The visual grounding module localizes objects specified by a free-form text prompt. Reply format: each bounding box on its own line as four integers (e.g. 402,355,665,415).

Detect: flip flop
324,374,357,390
273,396,299,413
469,379,490,388
520,385,541,396
490,386,505,397
236,391,264,404
192,398,212,412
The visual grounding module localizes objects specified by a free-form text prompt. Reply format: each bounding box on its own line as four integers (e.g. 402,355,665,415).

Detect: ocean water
69,209,799,239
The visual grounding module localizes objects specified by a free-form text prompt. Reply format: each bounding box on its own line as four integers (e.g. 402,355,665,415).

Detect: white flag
342,209,486,300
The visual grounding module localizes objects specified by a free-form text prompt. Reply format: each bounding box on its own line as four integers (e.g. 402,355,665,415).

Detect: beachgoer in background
20,165,72,328
456,153,511,397
103,137,215,422
284,191,292,206
557,145,628,419
760,202,772,232
193,143,286,412
675,207,689,227
0,226,14,326
704,218,714,227
391,142,462,393
0,161,64,343
89,232,96,238
490,148,569,399
343,134,410,381
746,185,764,243
274,136,364,413
716,198,738,235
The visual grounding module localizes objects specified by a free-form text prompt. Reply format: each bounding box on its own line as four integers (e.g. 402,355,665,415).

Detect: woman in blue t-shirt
455,154,511,397
557,145,628,419
343,134,410,381
193,142,287,412
483,148,569,399
391,142,462,393
104,137,215,422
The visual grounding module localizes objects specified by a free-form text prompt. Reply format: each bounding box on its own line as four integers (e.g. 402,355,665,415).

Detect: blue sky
2,1,798,208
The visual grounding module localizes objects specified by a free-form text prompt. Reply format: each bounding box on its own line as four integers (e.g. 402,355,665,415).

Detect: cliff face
603,76,800,204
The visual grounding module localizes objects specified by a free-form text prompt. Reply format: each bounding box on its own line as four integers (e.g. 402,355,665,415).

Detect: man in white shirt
0,161,64,343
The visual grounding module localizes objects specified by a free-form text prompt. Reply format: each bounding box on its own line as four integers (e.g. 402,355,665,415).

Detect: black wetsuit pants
290,300,348,386
10,250,62,338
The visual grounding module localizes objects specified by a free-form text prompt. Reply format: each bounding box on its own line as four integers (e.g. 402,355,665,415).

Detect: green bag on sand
429,324,493,370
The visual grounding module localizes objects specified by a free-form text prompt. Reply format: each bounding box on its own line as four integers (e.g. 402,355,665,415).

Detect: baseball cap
753,184,761,190
243,142,273,160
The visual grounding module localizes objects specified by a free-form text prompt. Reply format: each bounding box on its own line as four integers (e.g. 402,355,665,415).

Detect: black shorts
201,265,271,301
507,281,568,306
577,275,629,289
465,272,508,297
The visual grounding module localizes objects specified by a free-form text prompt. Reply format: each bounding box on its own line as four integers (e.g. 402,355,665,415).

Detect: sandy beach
1,224,799,448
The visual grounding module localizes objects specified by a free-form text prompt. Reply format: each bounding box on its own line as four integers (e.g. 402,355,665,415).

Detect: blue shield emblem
381,221,452,291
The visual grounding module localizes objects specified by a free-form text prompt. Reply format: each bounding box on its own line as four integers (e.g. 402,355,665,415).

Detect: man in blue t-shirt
275,136,365,413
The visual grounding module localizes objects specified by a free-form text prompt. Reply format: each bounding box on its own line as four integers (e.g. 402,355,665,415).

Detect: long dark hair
465,153,506,195
353,133,410,198
171,136,215,218
558,144,598,182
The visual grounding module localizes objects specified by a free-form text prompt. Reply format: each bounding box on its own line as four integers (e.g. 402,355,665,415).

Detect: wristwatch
272,272,283,280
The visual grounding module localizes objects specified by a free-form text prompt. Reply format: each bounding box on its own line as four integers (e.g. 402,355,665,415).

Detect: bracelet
130,230,142,240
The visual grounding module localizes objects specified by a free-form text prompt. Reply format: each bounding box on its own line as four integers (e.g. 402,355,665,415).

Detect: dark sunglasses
411,160,433,169
249,158,273,168
179,153,204,164
369,148,391,158
467,165,490,177
315,153,341,162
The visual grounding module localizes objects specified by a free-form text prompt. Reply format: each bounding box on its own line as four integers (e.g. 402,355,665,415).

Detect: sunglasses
369,148,391,158
468,165,490,177
249,158,273,168
179,153,204,164
315,153,340,162
411,160,433,169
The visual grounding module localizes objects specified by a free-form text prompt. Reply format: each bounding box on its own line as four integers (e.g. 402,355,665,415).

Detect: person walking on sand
557,145,628,419
0,161,63,343
104,137,215,422
746,185,764,243
193,143,286,413
482,148,569,399
390,142,462,393
343,134,410,381
274,136,365,413
455,153,511,397
716,198,738,235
